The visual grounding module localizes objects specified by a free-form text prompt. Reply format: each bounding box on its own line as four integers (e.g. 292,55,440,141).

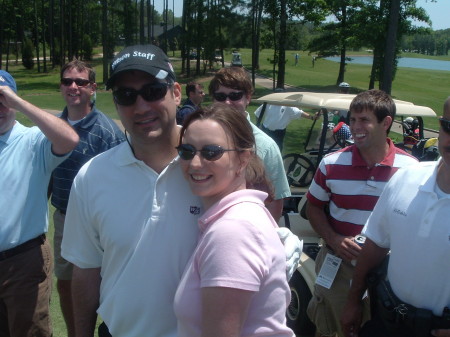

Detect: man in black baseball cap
62,44,301,337
106,44,176,89
61,44,191,337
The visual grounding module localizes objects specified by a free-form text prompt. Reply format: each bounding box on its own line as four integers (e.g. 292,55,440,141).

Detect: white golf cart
254,92,437,336
231,51,243,67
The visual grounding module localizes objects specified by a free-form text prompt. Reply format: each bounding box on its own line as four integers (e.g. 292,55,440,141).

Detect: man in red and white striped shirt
305,89,418,337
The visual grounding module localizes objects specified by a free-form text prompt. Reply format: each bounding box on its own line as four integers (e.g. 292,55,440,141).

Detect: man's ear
173,82,182,106
90,83,97,95
246,93,252,107
383,115,393,131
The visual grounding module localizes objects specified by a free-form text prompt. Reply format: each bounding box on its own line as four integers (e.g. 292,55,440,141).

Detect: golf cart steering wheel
283,154,316,187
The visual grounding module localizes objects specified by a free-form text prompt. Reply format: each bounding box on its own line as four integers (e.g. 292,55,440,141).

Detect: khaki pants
307,245,370,337
53,209,73,280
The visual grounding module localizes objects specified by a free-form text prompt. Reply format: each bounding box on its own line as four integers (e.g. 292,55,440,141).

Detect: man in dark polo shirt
49,59,125,337
176,81,205,125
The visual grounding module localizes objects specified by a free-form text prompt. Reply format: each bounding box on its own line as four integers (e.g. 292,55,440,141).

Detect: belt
0,234,46,261
58,209,66,215
375,278,450,334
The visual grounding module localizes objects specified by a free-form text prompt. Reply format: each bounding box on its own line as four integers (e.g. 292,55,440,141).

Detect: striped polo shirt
50,105,125,212
306,139,417,236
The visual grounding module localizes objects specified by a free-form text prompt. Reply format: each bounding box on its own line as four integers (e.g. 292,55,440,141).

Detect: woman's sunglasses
61,78,91,87
113,82,172,106
212,91,244,102
439,118,450,134
176,144,238,161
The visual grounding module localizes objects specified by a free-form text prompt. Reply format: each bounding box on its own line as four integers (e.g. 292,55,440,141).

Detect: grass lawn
11,48,448,155
47,204,102,336
4,49,448,335
47,204,69,337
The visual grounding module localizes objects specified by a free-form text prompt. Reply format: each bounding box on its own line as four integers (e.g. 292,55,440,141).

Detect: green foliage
22,38,35,69
402,28,450,56
82,34,94,61
53,40,62,66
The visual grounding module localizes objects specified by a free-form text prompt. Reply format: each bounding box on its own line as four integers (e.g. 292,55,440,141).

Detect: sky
155,0,450,31
415,0,450,30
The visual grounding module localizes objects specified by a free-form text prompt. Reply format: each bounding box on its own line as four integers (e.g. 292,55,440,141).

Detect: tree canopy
0,0,446,91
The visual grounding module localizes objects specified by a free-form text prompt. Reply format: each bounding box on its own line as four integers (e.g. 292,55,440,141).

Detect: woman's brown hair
179,103,274,201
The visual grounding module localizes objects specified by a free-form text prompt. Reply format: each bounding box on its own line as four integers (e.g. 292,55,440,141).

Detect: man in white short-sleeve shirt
341,97,450,337
62,45,302,337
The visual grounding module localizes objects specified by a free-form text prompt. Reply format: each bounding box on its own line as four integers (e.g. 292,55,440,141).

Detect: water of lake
325,56,450,72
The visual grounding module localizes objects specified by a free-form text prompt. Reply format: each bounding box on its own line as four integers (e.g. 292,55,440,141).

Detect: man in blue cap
0,70,79,336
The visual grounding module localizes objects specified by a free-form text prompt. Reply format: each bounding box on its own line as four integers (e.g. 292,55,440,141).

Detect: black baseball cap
106,44,176,89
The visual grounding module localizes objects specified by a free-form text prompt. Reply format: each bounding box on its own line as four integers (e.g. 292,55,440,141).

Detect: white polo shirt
254,104,303,131
62,142,203,337
363,160,450,316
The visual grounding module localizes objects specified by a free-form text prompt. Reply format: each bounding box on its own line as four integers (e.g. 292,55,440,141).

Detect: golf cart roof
254,92,436,117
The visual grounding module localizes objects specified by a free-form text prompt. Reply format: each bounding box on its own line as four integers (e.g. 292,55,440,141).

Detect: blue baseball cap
0,70,17,93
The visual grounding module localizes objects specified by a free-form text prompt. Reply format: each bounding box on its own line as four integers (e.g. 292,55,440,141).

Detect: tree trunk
49,0,55,68
0,0,4,69
195,0,202,75
140,0,145,44
271,23,277,91
41,0,47,72
185,0,192,77
147,0,151,43
380,0,400,94
68,0,73,60
255,0,263,70
60,0,65,66
6,31,11,70
369,47,381,89
102,0,109,85
180,0,187,73
218,0,224,68
34,0,41,72
251,0,257,87
276,0,287,90
151,0,155,40
336,4,347,85
164,0,169,53
16,0,25,65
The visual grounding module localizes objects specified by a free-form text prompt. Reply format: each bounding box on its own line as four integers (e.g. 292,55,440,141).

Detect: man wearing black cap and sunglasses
49,59,125,337
61,45,302,337
342,97,450,337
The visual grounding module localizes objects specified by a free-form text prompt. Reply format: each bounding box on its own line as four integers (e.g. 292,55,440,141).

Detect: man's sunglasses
176,144,238,161
439,118,450,134
113,82,172,106
61,78,91,87
212,91,244,102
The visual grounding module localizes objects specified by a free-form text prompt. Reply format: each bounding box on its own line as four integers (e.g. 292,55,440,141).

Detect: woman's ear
237,150,252,176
